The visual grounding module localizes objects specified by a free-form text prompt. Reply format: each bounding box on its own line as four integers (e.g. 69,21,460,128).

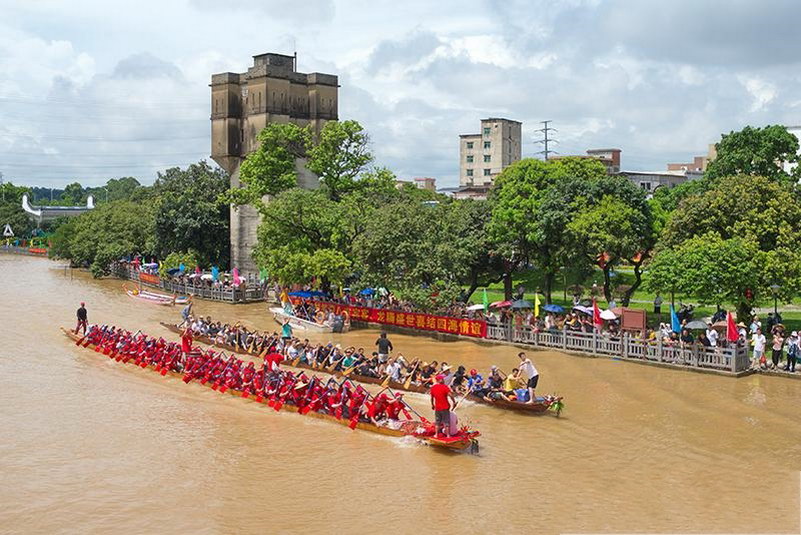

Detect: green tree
561,175,654,305
50,200,156,276
489,157,609,302
649,174,801,319
353,199,497,309
153,161,230,267
228,123,311,207
706,125,800,183
61,182,85,205
307,120,374,201
0,181,34,237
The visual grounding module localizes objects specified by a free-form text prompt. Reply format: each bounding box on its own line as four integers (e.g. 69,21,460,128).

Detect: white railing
488,325,750,374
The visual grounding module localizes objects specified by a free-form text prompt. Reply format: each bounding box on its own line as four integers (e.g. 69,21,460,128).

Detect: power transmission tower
535,120,558,160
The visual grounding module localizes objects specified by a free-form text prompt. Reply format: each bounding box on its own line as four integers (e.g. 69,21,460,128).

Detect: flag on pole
232,267,241,286
593,298,603,329
482,288,489,312
534,293,541,318
670,304,681,333
726,311,739,343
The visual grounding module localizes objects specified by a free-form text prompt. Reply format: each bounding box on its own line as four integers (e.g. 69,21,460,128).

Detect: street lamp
770,284,780,316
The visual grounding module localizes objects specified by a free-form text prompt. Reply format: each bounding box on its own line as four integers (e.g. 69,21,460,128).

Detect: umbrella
201,274,213,281
490,300,512,308
711,320,728,331
359,288,374,296
543,304,565,314
600,309,617,320
466,303,485,311
511,299,533,309
684,320,708,330
572,305,593,315
288,291,314,298
167,268,180,276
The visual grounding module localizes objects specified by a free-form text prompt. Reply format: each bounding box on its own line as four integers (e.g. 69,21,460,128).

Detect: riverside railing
487,324,751,374
114,264,265,304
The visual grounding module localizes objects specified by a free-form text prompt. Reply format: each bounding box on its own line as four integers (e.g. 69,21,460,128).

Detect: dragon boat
63,328,479,453
160,322,564,416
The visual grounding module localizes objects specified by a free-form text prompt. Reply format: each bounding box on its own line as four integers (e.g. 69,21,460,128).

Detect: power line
0,151,207,157
0,162,202,169
535,120,558,161
0,134,208,142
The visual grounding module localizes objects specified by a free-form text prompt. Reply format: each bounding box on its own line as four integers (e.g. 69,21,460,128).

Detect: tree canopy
153,161,230,267
706,125,800,183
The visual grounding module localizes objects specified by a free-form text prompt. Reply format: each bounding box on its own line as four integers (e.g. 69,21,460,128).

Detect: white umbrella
201,274,213,280
466,303,485,311
600,309,618,320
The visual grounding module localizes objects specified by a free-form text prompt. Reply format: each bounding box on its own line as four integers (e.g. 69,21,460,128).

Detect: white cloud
1,0,801,188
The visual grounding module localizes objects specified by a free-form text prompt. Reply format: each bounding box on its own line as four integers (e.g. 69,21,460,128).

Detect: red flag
726,312,739,343
593,299,604,329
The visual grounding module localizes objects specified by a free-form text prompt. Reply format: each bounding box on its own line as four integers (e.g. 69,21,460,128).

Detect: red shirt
430,383,452,411
181,331,193,353
265,352,284,371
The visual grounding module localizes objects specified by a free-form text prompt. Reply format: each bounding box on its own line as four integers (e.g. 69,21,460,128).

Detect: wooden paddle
403,359,420,389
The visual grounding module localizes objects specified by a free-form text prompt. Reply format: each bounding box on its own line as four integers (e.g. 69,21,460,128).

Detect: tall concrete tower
210,52,339,275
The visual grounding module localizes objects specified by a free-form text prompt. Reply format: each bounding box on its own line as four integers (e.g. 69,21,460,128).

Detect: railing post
622,332,628,359
593,330,598,355
562,326,567,350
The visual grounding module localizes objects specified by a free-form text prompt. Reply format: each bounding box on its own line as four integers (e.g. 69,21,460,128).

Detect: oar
211,356,236,390
403,359,420,389
452,383,475,411
326,354,345,373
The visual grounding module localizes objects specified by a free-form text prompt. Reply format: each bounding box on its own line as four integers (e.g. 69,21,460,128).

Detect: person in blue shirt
281,319,293,340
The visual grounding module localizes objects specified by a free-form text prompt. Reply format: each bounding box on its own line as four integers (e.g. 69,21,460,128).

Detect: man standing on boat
179,298,193,328
375,332,393,363
181,327,193,362
75,302,88,335
430,374,456,438
517,352,539,404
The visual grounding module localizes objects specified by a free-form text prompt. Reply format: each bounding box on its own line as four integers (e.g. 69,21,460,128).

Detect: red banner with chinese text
290,299,487,338
139,273,161,285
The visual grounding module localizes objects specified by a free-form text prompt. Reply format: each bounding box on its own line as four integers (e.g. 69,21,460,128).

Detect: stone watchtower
210,52,339,275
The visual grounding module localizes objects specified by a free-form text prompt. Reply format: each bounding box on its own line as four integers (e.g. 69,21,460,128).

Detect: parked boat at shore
124,284,188,306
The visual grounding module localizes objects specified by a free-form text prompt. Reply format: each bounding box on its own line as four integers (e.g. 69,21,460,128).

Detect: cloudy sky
2,0,800,189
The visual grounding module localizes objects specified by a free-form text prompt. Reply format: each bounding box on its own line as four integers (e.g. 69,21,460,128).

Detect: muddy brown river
1,255,799,533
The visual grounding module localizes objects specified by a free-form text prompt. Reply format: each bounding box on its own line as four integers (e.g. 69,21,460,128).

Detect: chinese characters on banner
290,299,487,338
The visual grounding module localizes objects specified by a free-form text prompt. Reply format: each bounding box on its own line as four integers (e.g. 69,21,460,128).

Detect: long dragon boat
63,328,479,453
160,322,564,416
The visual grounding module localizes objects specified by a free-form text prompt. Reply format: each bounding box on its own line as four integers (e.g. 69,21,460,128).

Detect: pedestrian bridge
22,194,94,224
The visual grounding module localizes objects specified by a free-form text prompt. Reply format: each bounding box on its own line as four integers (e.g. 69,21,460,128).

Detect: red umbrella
489,300,512,308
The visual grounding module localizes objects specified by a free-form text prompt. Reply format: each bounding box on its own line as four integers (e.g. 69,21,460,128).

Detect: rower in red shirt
180,327,193,362
264,351,284,372
430,374,456,438
386,393,407,422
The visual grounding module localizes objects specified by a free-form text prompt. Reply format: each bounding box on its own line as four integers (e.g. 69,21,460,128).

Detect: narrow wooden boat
63,328,478,453
124,284,188,306
159,322,563,416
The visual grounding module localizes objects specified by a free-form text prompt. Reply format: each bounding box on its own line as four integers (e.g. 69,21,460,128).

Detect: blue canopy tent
288,291,328,298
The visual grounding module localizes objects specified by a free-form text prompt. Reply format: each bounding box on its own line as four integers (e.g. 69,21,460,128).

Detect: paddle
211,356,236,390
326,354,345,373
380,359,398,388
403,359,420,390
452,382,474,411
219,362,241,393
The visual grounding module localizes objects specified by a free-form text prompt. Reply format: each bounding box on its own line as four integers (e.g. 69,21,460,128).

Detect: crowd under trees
6,119,801,319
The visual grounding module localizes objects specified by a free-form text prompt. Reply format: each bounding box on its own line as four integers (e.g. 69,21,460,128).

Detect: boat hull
270,307,335,333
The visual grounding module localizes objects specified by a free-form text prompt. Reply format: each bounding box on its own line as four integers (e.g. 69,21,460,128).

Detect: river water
1,255,799,534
